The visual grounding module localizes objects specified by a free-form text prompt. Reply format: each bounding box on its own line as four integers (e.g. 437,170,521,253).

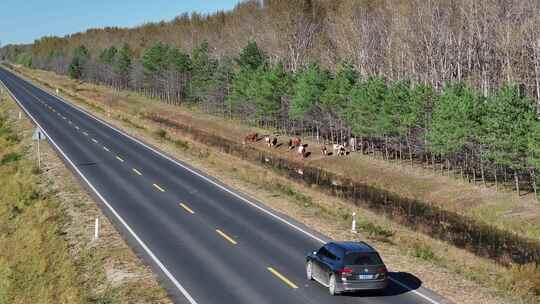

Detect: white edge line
0,77,199,304
4,68,442,304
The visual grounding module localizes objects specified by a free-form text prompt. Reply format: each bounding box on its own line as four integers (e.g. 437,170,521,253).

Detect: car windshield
344,252,382,265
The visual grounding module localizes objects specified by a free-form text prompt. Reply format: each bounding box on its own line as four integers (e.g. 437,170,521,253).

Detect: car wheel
306,261,313,280
328,274,339,296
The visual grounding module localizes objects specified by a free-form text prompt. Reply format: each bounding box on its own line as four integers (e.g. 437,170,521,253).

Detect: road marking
75,126,80,130
116,155,124,162
0,77,200,304
62,116,66,120
267,267,298,289
83,132,88,136
179,203,195,214
103,146,110,152
153,183,165,192
132,168,142,176
68,120,72,124
4,70,443,304
91,138,98,143
216,229,237,245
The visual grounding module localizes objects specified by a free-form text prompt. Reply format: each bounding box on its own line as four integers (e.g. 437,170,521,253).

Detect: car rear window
344,252,382,265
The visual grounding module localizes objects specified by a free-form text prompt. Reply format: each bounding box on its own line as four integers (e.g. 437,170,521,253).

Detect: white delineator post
94,217,100,240
37,137,40,169
18,111,21,120
55,88,59,95
351,212,357,233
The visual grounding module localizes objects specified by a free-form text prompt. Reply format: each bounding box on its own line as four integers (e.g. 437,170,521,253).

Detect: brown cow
243,132,258,145
289,137,301,150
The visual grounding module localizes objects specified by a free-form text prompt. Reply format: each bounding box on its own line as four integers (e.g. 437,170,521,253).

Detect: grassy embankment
0,83,170,303
8,65,540,303
0,89,85,303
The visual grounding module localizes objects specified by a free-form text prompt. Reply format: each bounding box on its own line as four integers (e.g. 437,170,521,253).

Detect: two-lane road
0,66,447,304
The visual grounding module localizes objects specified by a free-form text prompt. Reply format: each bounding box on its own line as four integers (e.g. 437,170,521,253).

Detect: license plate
358,274,373,280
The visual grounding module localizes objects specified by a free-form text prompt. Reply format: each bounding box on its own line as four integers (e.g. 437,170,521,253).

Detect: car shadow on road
341,272,422,298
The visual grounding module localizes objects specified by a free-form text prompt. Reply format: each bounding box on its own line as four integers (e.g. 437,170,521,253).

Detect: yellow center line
103,146,110,152
116,156,124,162
267,267,298,289
153,183,166,192
179,203,195,214
132,168,142,176
216,229,237,245
91,138,98,143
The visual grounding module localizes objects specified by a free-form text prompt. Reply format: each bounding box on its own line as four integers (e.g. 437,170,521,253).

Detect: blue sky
0,0,242,45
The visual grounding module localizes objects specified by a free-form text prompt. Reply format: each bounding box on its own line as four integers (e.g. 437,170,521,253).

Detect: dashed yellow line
267,267,298,289
179,203,195,214
153,183,165,192
216,229,237,245
132,168,142,176
116,155,124,162
103,146,110,152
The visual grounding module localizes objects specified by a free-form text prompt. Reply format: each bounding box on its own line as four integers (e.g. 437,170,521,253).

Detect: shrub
412,242,437,261
173,139,189,150
154,128,167,139
359,221,394,239
1,152,22,165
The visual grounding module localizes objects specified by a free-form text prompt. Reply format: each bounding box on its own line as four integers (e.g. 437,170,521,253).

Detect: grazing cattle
321,145,328,156
270,136,278,148
264,135,271,147
333,144,346,156
243,132,258,145
289,137,301,150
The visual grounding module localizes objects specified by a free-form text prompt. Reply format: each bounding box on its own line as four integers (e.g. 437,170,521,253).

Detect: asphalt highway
0,66,449,304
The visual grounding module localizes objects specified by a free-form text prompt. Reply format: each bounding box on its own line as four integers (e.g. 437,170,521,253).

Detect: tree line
1,0,539,198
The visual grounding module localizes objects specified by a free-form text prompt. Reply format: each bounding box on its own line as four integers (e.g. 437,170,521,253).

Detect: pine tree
528,118,540,200
99,46,117,65
68,45,89,79
483,85,536,195
320,62,357,141
401,83,434,162
289,63,329,121
235,40,266,71
114,44,133,88
428,83,483,157
190,41,218,102
343,77,387,153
